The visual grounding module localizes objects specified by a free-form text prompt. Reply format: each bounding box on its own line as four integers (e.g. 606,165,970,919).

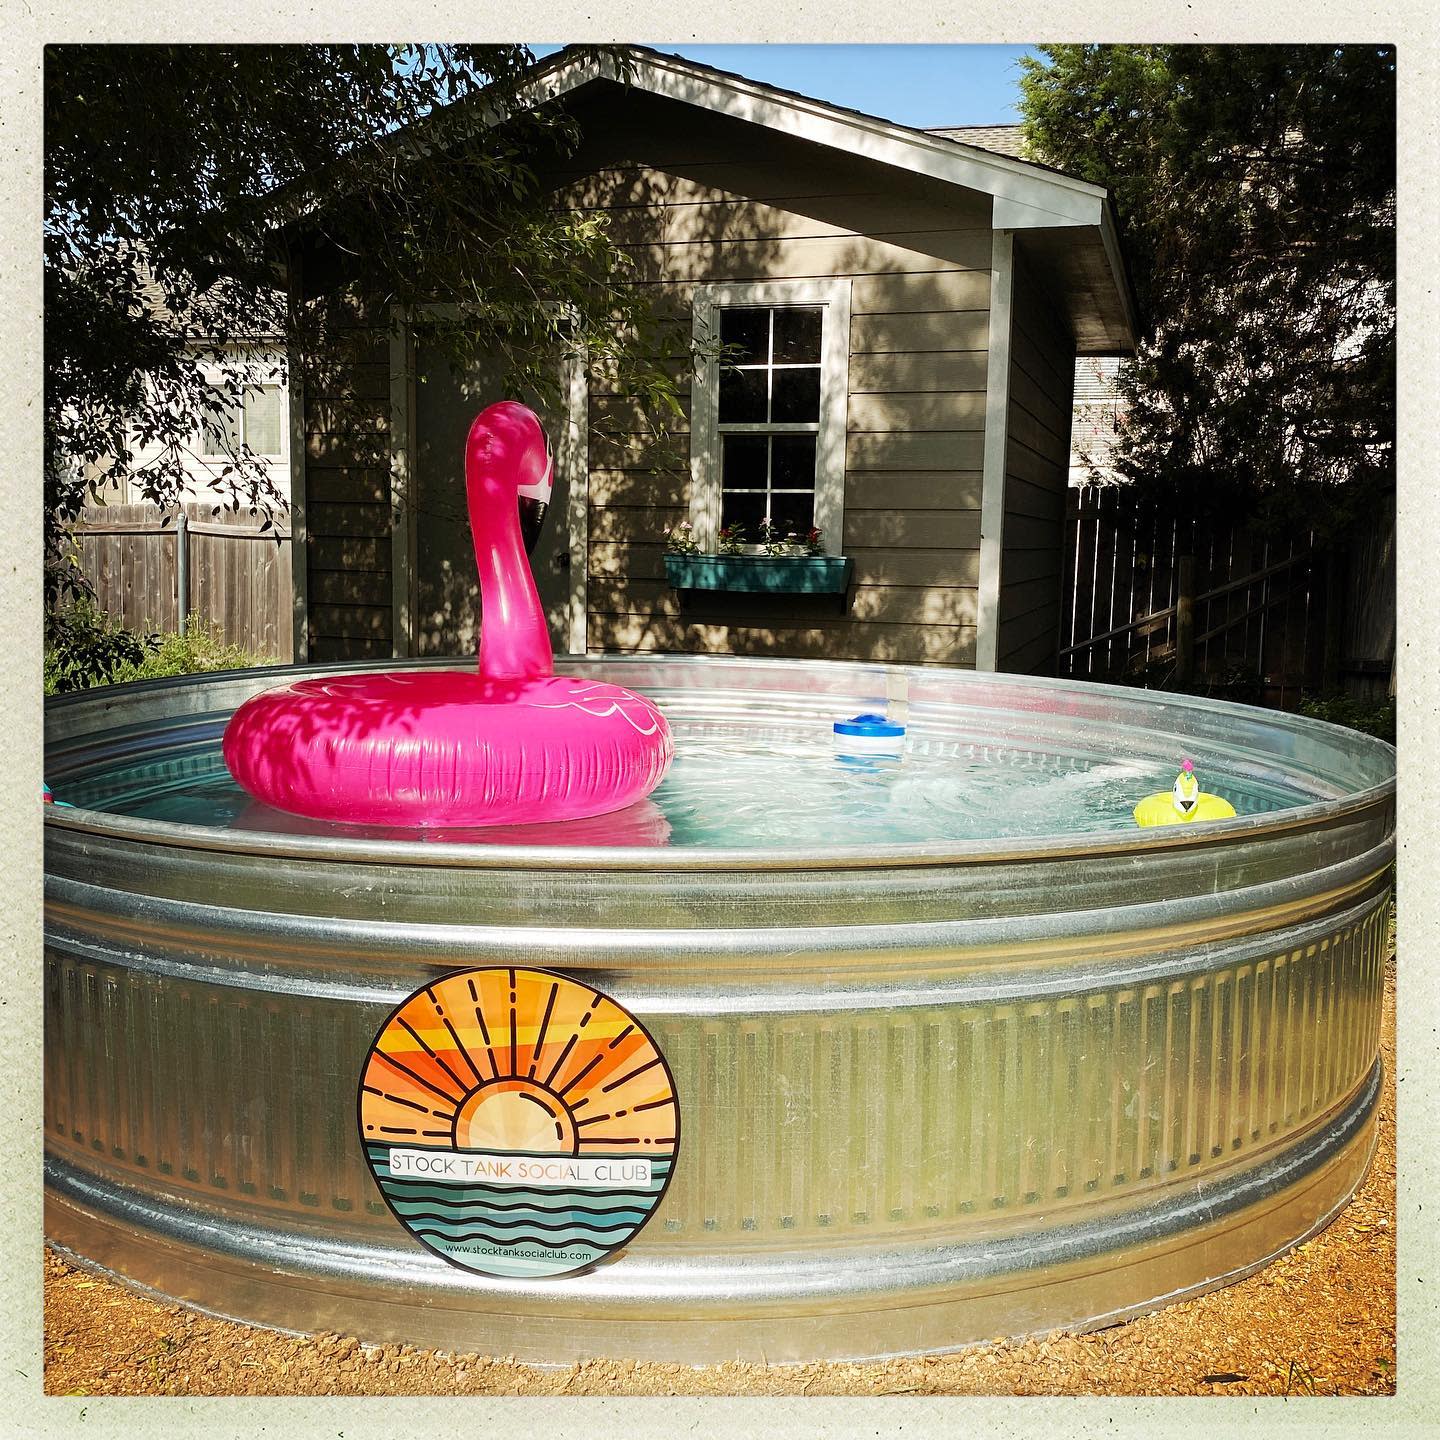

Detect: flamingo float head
465,401,557,683
463,398,555,554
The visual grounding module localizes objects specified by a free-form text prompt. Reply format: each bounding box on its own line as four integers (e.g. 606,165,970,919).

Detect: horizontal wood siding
998,252,1075,675
560,89,991,667
303,331,392,661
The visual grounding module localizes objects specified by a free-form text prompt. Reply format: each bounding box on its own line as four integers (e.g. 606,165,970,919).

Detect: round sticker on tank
357,966,680,1280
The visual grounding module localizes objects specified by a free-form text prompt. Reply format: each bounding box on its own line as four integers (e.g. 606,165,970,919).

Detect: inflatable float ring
222,401,674,827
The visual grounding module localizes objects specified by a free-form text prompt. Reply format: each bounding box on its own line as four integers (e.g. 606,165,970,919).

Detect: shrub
108,622,260,685
1298,693,1396,745
44,596,150,694
45,600,263,695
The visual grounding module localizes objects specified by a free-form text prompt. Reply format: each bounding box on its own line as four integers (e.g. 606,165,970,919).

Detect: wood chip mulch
44,942,1396,1398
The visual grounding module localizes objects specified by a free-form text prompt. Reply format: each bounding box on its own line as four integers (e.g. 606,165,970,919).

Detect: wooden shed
291,46,1137,673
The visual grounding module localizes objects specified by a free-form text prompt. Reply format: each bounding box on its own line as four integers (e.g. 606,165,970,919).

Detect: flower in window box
764,524,823,557
717,523,747,556
664,520,700,555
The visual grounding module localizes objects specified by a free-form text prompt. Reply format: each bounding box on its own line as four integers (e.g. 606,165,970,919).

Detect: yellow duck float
1133,758,1237,828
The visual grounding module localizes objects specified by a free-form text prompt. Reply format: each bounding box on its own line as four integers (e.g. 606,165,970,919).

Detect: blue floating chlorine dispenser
833,711,907,759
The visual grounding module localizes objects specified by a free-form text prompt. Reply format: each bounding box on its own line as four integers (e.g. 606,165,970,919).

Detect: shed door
411,343,577,658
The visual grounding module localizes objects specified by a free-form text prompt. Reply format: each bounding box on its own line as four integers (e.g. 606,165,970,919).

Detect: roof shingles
924,125,1029,160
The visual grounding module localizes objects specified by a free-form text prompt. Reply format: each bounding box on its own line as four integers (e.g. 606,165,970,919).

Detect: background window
202,383,283,458
201,390,242,457
243,385,283,455
717,306,823,536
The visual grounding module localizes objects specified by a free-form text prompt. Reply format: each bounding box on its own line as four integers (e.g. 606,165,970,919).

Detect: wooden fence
1059,486,1394,708
73,503,294,661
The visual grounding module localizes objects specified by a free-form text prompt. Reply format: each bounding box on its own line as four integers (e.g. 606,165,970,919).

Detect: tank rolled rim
42,653,1396,874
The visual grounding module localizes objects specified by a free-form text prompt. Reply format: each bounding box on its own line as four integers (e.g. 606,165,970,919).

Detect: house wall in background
1069,355,1124,485
300,319,393,663
996,247,1078,674
101,347,292,509
549,87,995,667
293,77,1137,674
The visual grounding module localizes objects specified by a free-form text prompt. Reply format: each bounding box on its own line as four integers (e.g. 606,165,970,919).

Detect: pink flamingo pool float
223,401,674,827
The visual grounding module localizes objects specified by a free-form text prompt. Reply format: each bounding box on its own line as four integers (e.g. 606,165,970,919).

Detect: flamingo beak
519,493,548,555
517,435,555,556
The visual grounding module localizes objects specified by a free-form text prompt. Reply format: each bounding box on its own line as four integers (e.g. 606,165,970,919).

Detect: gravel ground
45,944,1396,1399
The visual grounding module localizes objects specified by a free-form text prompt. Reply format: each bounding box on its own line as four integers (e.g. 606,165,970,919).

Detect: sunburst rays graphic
358,967,679,1279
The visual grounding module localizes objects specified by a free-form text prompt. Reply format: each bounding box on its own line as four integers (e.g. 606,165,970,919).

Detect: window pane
718,366,767,424
771,490,815,535
721,490,766,534
771,433,817,490
771,366,820,423
721,434,768,490
719,308,769,365
201,387,242,457
243,385,282,454
772,307,822,363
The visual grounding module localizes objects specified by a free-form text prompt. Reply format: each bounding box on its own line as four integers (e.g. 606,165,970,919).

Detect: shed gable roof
522,47,1136,354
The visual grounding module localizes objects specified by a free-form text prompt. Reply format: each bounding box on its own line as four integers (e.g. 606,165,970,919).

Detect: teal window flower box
664,552,853,595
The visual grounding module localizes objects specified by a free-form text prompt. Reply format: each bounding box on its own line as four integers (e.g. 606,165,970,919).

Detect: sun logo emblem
358,967,680,1280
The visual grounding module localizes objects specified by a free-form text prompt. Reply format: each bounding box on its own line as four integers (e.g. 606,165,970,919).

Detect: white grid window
717,306,823,537
690,279,851,554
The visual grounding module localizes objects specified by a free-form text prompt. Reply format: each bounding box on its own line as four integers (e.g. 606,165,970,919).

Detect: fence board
1058,486,1392,708
73,503,293,661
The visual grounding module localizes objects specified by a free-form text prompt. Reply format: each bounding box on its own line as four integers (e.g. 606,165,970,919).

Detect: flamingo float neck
466,402,554,684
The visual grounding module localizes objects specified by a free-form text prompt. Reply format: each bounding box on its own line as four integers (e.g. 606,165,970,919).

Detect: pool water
52,711,1317,850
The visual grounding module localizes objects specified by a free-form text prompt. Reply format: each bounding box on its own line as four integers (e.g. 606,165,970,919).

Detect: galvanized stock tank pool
44,655,1395,1363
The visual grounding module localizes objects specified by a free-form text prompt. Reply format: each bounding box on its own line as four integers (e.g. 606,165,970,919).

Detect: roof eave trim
1098,203,1141,353
526,47,1111,224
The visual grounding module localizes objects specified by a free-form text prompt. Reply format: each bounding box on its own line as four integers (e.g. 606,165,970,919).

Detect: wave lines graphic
388,1201,652,1226
404,1212,643,1236
530,684,665,737
378,1179,664,1206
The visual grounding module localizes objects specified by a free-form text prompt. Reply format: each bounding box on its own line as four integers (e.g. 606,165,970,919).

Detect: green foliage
1298,693,1396,744
44,596,148,694
108,624,262,687
45,44,684,600
1103,663,1394,738
1020,45,1395,539
45,599,261,696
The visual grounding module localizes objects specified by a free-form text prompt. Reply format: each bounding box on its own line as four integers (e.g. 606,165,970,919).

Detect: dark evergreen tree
1020,45,1395,538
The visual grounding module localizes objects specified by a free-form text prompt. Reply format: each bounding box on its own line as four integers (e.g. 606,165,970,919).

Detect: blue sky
529,45,1044,129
